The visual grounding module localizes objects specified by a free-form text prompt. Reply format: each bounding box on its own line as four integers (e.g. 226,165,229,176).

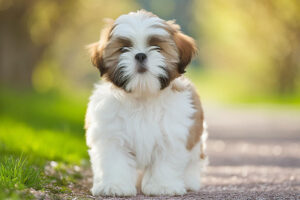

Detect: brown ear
87,42,106,76
166,20,197,74
174,32,197,73
87,19,114,76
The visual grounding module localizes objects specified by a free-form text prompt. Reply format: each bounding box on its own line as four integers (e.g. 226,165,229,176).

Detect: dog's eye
152,46,161,52
120,47,130,53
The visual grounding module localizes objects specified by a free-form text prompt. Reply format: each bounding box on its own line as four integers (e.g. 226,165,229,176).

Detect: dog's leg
184,159,203,191
89,140,137,196
141,146,188,196
184,135,208,191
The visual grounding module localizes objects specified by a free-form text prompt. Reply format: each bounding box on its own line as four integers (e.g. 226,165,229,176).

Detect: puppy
85,10,207,197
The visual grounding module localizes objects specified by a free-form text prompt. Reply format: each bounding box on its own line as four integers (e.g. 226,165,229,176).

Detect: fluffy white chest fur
86,79,207,196
87,81,194,168
85,10,207,197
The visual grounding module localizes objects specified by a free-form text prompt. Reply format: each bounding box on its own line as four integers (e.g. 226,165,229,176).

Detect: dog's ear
87,42,105,76
87,19,114,76
173,32,197,74
166,20,197,74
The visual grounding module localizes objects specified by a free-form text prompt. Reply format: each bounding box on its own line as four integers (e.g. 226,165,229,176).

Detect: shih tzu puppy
85,10,207,197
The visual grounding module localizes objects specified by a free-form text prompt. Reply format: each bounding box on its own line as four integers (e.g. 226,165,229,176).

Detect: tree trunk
0,2,44,88
0,23,45,87
0,0,76,88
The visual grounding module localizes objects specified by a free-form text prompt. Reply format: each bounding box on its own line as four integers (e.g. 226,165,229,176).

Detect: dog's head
88,10,197,95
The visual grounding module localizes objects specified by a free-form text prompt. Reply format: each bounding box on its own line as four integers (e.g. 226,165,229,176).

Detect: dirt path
45,106,300,199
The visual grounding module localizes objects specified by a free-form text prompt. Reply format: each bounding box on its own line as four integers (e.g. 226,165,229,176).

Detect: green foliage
0,87,89,197
194,0,300,95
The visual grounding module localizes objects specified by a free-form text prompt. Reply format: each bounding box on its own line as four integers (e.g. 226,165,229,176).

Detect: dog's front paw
91,182,137,197
185,177,201,192
142,179,186,196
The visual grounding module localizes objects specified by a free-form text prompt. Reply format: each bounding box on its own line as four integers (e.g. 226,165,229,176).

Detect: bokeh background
0,0,299,199
1,0,300,101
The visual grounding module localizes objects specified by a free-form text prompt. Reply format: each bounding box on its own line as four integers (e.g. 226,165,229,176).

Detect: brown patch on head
164,20,197,74
102,36,132,72
147,34,180,89
103,36,133,90
87,19,134,90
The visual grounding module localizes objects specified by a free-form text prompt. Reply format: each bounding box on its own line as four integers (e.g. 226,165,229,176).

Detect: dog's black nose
135,53,147,63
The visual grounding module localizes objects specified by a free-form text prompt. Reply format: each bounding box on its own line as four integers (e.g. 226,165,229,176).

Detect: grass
0,155,42,190
0,87,89,199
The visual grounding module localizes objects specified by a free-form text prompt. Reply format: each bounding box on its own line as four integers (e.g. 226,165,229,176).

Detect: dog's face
89,10,196,95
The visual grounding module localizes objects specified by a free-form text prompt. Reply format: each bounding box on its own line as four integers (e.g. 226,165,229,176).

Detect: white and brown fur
85,10,207,196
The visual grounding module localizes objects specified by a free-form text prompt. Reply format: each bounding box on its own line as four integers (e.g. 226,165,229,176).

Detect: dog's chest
118,91,195,167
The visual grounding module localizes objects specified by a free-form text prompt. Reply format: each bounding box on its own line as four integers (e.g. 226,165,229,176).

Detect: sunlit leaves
194,0,300,95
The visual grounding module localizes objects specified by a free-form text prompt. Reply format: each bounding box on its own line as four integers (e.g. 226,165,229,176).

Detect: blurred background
1,0,300,102
0,0,299,199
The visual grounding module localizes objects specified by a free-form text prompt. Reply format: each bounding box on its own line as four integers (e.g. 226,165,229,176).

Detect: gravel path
54,106,300,200
200,106,300,200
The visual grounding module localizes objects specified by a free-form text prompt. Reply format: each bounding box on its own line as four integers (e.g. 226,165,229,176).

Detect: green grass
0,155,42,190
0,87,89,198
